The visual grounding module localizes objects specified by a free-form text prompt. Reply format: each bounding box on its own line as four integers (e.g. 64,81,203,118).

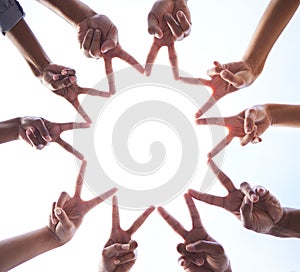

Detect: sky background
1,0,300,271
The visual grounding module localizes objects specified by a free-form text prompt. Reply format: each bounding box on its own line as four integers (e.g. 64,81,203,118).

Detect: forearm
0,117,21,144
0,227,61,271
269,207,300,238
242,0,300,77
36,0,96,27
6,18,51,77
265,104,300,127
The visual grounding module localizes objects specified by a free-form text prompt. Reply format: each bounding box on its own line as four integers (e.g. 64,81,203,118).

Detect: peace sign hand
41,63,110,123
24,118,89,160
158,194,231,272
146,0,191,79
100,196,154,272
48,160,117,245
180,61,254,118
195,104,271,158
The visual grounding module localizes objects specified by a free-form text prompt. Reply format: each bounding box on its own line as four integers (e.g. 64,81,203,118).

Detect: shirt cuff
0,1,25,33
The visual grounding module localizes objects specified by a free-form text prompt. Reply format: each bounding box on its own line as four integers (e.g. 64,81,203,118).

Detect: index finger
56,137,84,160
184,194,203,229
208,135,234,159
112,195,120,230
208,159,236,192
117,49,144,74
104,57,116,94
167,43,179,79
157,206,188,238
85,187,117,212
59,122,90,132
127,206,155,236
74,160,87,197
145,42,161,76
195,95,218,119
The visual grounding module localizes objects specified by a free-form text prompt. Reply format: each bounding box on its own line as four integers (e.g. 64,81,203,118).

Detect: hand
18,116,52,149
158,194,231,272
77,14,144,94
180,61,255,118
40,63,110,123
48,160,117,245
100,196,154,272
23,118,89,159
195,104,271,158
146,0,191,78
188,159,284,235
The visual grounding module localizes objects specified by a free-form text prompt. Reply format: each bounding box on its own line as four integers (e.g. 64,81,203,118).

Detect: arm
36,0,96,27
266,104,300,127
269,207,300,238
6,18,51,77
0,118,20,143
242,0,300,78
0,227,61,272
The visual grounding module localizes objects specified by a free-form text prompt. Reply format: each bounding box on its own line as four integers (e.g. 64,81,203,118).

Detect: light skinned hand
77,14,144,94
188,159,284,235
158,194,231,272
23,118,89,159
100,196,154,272
180,61,255,118
146,0,191,79
196,104,271,158
48,160,117,245
40,63,110,123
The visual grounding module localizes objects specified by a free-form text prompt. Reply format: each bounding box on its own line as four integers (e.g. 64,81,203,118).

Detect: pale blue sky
0,1,300,271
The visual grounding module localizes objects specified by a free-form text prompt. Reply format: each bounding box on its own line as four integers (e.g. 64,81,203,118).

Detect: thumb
148,12,163,38
55,207,74,231
220,70,246,88
244,108,258,134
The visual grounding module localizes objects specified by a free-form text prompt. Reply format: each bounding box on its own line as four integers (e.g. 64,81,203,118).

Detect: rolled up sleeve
0,0,25,33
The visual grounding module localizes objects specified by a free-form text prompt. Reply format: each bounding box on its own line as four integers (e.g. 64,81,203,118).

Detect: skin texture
188,159,300,238
196,103,300,158
6,18,108,123
100,196,154,272
0,161,117,271
158,194,231,272
37,0,144,94
180,0,300,118
23,118,90,159
0,117,88,158
146,0,191,79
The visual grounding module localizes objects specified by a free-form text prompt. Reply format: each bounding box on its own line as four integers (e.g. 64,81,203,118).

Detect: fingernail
178,11,183,17
186,244,195,251
45,135,52,142
54,208,62,215
70,76,77,83
250,194,259,203
61,70,68,75
37,144,44,150
114,260,120,265
121,244,130,250
53,74,60,80
52,218,58,224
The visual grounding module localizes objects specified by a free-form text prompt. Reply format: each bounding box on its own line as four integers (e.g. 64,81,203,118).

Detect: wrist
242,57,264,80
45,226,66,247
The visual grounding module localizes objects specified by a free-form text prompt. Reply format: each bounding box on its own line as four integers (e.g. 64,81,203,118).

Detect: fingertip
70,76,77,84
54,207,62,216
